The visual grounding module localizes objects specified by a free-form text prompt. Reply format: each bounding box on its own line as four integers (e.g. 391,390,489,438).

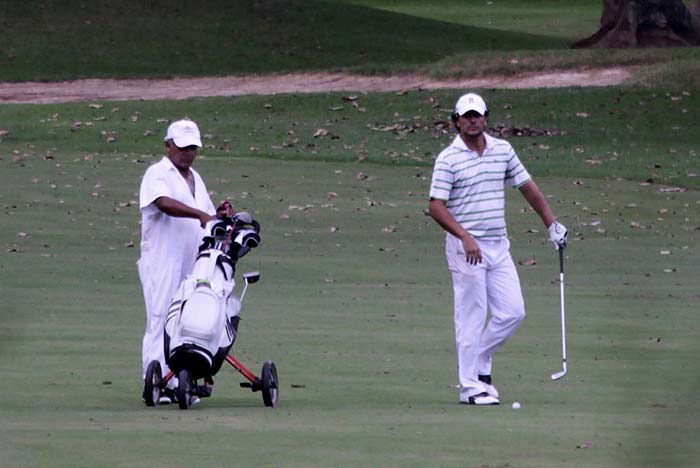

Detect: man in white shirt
429,93,568,405
138,119,218,404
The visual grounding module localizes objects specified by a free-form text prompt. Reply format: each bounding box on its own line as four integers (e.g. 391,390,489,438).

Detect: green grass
3,0,700,89
0,0,565,82
0,154,700,467
1,87,698,188
1,92,699,467
2,1,700,466
329,0,602,40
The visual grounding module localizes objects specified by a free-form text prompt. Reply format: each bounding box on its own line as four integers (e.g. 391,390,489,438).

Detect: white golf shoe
460,391,500,405
478,375,500,399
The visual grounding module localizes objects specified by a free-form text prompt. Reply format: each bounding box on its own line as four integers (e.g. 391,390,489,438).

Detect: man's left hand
548,221,568,250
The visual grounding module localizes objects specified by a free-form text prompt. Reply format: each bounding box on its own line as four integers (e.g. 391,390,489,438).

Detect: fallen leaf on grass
657,186,686,193
100,130,117,142
518,258,536,266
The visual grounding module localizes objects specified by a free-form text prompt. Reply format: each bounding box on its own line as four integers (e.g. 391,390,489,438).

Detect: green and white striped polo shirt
429,133,531,240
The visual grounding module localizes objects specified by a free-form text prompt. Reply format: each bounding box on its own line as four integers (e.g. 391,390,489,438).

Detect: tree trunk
573,0,700,48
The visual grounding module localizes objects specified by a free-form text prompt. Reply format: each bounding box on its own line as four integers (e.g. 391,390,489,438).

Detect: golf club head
234,211,253,225
551,364,567,380
243,271,261,284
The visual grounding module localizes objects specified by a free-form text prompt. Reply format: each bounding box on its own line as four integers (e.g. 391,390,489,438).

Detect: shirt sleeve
429,154,453,201
139,165,171,210
504,145,531,188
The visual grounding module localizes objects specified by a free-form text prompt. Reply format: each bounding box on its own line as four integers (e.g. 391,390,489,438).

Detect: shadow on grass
0,0,568,82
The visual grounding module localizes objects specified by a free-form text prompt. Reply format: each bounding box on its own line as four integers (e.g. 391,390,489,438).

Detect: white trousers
138,259,183,387
446,236,526,398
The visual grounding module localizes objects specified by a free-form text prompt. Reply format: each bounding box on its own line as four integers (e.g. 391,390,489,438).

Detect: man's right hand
462,235,482,265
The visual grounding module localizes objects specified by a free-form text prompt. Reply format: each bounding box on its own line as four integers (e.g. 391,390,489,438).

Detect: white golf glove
547,221,568,250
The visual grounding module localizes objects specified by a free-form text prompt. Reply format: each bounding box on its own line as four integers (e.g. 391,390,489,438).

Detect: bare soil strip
0,68,630,104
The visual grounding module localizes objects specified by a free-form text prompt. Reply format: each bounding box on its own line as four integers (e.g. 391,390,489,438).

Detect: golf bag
164,214,261,380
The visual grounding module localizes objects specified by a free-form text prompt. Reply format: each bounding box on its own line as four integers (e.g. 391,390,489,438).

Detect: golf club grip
559,247,564,274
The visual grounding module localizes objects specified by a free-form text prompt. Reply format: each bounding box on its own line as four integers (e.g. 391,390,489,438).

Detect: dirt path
0,68,631,104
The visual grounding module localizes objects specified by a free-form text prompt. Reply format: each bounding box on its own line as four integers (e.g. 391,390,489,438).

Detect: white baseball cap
455,93,488,117
164,119,202,148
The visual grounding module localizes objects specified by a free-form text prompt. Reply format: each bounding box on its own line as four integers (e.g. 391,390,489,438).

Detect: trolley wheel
261,360,278,408
144,360,162,407
177,369,193,410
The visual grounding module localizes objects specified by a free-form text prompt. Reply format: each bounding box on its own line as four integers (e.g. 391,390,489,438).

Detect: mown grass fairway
1,93,699,467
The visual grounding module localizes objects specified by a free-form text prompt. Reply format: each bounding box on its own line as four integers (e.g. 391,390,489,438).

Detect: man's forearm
519,181,555,227
429,198,469,240
154,196,210,221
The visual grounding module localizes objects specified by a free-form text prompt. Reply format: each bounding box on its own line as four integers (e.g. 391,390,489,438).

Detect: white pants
446,236,525,398
138,259,183,388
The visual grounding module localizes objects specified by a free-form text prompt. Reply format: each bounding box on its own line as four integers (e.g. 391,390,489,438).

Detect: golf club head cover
234,229,261,249
548,221,568,250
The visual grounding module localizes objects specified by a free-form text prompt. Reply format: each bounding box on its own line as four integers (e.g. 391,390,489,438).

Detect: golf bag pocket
178,285,223,344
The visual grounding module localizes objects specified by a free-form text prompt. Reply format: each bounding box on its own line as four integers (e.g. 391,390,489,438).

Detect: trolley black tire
177,369,193,410
144,360,162,407
261,360,278,408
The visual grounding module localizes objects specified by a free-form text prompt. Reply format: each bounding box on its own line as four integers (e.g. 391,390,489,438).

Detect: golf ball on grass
512,402,521,409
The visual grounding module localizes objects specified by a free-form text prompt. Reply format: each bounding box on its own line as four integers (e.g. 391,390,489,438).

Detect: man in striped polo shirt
429,93,568,405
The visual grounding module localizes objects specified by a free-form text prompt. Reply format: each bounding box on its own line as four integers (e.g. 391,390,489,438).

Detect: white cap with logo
164,119,203,148
455,93,488,117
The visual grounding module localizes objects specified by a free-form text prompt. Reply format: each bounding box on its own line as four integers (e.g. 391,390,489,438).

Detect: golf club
551,247,567,380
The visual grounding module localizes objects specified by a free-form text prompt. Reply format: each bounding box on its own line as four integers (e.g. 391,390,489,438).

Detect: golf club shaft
559,248,566,366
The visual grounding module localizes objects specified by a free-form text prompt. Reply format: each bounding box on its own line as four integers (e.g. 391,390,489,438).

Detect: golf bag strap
215,253,235,281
